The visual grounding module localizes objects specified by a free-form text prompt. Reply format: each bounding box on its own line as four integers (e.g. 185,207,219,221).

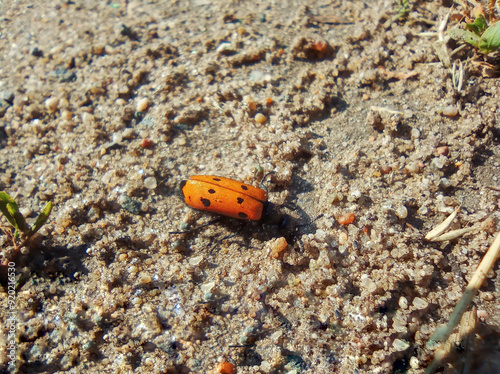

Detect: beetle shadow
276,174,321,243
170,173,322,256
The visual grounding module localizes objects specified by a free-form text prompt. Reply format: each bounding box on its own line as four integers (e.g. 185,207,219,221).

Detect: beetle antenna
295,214,324,228
259,171,275,193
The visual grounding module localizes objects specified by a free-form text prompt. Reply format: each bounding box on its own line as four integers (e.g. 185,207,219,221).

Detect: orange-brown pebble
141,138,154,149
270,237,288,258
218,361,236,374
244,96,257,111
337,212,355,225
255,113,267,124
136,97,150,112
380,165,392,174
436,146,449,156
312,40,329,54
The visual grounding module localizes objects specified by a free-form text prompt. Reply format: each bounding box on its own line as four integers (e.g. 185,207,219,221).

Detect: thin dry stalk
425,230,500,373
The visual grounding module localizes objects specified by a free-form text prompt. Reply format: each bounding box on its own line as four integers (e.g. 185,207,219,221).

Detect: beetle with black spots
171,174,321,247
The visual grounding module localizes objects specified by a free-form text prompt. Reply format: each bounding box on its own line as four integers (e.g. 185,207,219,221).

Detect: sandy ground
0,0,500,373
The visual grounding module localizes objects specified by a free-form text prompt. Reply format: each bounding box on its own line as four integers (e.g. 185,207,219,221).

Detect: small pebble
270,237,288,258
112,133,123,143
418,206,428,215
436,146,449,156
137,97,150,112
218,361,236,374
139,273,152,284
200,281,215,294
328,192,343,204
398,296,408,309
119,195,142,215
45,97,59,113
412,297,428,310
431,157,445,169
440,178,451,188
351,190,362,199
393,339,410,352
81,112,94,125
338,232,348,245
410,128,420,139
144,176,157,190
395,206,408,219
405,162,419,173
141,138,154,148
61,110,73,120
337,212,355,225
480,292,494,301
380,165,392,174
442,105,458,117
396,35,407,45
360,274,377,293
409,356,420,369
255,113,267,124
237,26,247,35
20,207,32,217
188,255,204,266
477,310,488,320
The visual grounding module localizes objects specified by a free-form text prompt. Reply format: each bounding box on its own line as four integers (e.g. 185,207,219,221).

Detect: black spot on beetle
241,185,248,190
237,197,244,204
213,178,221,182
238,212,248,219
208,189,216,194
201,197,211,207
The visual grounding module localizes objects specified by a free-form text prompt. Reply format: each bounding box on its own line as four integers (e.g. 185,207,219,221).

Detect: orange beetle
174,174,321,245
180,175,268,221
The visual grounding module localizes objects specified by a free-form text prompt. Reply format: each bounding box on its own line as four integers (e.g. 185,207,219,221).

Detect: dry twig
426,230,500,373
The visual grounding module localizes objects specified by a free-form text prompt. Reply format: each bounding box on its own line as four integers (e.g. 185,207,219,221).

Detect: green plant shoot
0,191,53,243
448,17,500,54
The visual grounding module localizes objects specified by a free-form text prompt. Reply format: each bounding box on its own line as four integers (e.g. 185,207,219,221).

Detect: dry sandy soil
0,0,500,373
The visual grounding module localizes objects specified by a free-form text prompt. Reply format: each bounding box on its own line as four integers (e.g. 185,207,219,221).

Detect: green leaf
0,191,27,234
0,191,18,229
448,27,482,47
30,201,53,236
465,15,488,35
6,200,27,234
478,20,500,53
